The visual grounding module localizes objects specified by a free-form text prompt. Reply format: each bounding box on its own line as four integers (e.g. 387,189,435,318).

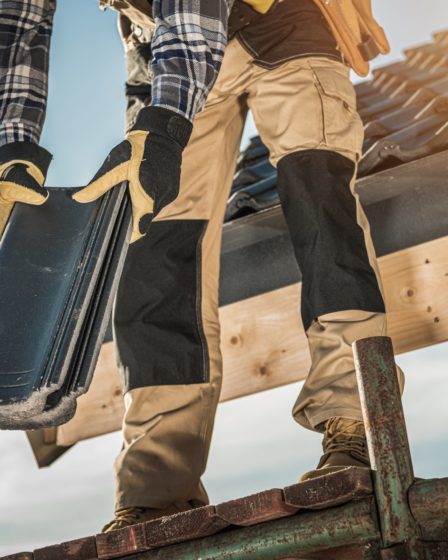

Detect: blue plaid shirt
151,0,233,121
0,0,232,147
0,0,56,147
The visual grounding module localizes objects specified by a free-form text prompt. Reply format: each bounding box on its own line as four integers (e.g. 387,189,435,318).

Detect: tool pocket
310,60,363,159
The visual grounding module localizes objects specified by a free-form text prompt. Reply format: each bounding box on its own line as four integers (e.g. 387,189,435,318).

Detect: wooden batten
52,236,448,447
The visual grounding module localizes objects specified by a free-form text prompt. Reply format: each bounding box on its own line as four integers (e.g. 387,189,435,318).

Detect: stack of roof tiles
226,29,448,222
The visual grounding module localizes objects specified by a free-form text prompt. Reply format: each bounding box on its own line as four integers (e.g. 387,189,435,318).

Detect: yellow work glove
73,106,193,243
0,142,52,235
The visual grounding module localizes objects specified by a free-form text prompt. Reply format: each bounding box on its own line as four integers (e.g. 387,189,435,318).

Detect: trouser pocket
309,59,364,160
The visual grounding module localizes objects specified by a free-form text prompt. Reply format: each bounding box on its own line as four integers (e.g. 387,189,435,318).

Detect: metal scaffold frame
4,337,448,560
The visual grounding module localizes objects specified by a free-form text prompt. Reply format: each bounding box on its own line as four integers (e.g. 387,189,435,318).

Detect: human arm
73,0,233,243
0,0,56,232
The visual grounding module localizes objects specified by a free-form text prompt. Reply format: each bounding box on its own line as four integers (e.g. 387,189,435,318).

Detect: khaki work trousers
114,39,393,510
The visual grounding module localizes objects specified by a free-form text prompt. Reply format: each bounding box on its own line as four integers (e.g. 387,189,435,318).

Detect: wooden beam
55,341,124,446
54,235,448,447
26,427,72,468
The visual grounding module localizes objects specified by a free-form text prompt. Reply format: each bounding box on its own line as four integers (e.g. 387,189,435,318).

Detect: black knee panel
277,149,385,331
114,220,209,390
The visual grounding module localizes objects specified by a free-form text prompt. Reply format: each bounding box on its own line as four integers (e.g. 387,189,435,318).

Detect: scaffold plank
215,488,297,526
284,468,373,511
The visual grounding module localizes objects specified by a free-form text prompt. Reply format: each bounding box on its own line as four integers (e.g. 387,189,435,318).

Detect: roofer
99,0,405,532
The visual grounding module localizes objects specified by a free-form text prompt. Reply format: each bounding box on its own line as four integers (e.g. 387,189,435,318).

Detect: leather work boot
102,501,196,532
300,417,370,481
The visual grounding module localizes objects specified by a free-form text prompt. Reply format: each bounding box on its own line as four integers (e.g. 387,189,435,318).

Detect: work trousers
113,39,392,510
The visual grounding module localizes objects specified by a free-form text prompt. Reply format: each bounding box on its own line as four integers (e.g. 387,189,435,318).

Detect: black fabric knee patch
277,149,385,331
114,219,209,390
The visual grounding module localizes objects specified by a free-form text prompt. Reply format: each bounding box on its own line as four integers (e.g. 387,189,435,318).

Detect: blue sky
1,0,448,554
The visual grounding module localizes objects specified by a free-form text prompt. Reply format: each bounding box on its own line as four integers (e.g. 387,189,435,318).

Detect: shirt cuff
150,74,210,123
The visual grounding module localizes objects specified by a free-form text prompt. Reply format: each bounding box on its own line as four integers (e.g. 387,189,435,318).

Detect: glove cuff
132,106,193,149
0,142,53,178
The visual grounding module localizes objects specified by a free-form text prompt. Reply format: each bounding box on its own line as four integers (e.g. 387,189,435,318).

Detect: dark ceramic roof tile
359,112,448,176
0,187,130,428
232,158,275,190
358,94,410,122
226,175,278,221
363,104,429,147
236,136,269,170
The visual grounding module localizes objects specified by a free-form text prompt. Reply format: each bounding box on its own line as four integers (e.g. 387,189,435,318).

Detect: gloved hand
73,106,193,243
0,142,52,234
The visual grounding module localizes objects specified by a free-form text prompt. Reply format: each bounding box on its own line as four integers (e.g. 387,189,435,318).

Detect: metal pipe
123,498,380,560
409,477,448,534
353,337,421,553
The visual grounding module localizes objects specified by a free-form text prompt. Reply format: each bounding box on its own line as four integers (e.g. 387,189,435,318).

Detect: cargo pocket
310,61,363,159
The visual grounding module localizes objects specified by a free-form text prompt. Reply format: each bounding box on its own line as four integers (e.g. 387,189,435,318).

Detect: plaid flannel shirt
151,0,233,121
0,0,56,147
0,0,232,148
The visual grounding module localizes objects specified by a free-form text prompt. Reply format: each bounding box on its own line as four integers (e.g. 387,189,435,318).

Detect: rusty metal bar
409,478,448,536
353,337,422,554
122,498,380,560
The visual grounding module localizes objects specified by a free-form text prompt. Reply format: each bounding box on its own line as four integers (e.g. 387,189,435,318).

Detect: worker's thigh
246,56,363,165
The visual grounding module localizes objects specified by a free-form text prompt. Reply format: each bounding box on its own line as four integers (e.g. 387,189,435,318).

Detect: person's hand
0,142,52,233
73,107,192,243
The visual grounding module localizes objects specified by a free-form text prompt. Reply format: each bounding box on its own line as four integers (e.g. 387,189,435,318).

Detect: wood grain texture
144,506,228,548
1,554,34,560
55,236,448,446
96,524,148,559
283,467,373,510
216,488,297,526
34,538,97,560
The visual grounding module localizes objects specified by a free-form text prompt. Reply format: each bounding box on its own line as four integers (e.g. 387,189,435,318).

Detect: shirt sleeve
0,0,56,147
150,0,234,122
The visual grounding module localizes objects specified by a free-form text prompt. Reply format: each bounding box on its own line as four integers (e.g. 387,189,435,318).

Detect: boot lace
323,418,369,464
103,507,149,532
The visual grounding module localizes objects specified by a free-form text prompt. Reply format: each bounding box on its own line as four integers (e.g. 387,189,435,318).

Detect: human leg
247,56,402,474
110,42,250,522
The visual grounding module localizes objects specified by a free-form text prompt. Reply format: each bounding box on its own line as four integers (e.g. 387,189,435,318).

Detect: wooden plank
283,467,373,511
95,506,228,558
1,554,34,560
34,538,97,560
26,428,71,468
56,343,124,446
216,488,297,526
96,524,148,559
55,236,448,447
143,506,228,549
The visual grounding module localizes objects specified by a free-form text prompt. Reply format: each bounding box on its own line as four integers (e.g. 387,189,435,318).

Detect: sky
1,0,448,554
